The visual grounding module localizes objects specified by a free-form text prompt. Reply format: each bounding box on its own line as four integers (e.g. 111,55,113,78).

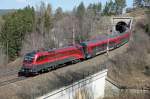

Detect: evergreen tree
0,6,35,60
103,0,117,15
43,3,54,48
87,2,102,15
133,0,143,8
143,0,150,7
115,0,126,14
97,2,102,12
103,2,109,15
87,4,93,10
54,7,63,21
76,2,85,20
44,4,53,32
75,2,86,42
0,16,4,32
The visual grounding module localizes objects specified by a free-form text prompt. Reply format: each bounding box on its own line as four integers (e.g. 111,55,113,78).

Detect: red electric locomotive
18,44,84,76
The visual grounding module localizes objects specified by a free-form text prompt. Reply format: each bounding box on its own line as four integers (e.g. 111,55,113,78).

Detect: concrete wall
37,69,108,99
104,77,150,97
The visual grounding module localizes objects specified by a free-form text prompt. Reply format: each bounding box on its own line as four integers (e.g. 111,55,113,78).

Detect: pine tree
44,4,53,32
143,0,150,7
103,0,117,15
76,2,86,42
115,0,126,14
44,4,54,47
54,7,63,21
97,2,102,13
103,2,109,15
133,0,143,8
76,2,85,20
87,2,102,16
0,6,35,60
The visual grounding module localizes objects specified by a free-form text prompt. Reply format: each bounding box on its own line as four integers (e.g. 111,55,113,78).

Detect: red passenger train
18,20,132,76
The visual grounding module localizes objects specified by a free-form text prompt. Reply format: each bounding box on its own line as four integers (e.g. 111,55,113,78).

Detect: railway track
0,75,26,87
0,67,24,87
0,70,18,78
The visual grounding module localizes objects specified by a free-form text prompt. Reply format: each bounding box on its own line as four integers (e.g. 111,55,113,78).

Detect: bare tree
34,2,54,48
53,14,80,47
21,32,43,55
0,45,7,66
0,17,7,65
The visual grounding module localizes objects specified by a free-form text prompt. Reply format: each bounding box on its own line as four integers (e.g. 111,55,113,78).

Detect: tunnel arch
115,21,128,33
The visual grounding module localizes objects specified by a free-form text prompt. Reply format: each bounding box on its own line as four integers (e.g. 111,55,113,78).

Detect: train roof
81,34,108,45
30,44,82,56
81,29,130,45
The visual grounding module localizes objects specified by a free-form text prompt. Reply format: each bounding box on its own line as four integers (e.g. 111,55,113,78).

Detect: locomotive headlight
30,69,33,72
21,68,24,72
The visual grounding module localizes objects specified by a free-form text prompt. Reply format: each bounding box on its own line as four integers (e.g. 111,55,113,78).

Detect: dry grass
16,67,103,99
73,88,94,99
104,91,150,99
126,8,148,17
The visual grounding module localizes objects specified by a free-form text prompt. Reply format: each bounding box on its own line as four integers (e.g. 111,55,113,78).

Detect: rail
0,75,26,87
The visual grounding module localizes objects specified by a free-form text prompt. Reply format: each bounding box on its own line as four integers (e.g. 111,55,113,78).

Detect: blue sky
0,0,133,11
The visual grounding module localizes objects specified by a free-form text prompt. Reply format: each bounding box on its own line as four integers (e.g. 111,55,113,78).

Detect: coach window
109,42,114,45
36,56,47,62
24,56,34,63
102,43,107,48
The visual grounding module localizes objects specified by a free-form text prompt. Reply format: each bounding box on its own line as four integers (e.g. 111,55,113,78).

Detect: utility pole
6,39,8,63
106,26,110,56
72,24,75,45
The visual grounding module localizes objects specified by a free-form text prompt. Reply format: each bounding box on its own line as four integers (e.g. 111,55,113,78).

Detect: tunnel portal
115,21,128,33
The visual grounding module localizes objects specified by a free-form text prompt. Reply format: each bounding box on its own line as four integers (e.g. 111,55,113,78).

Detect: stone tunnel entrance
112,17,133,33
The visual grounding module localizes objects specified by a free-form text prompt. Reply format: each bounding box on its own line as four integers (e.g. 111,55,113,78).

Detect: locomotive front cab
23,53,35,65
18,52,37,76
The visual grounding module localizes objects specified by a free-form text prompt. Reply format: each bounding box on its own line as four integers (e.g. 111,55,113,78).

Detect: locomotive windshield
80,42,87,53
23,52,35,63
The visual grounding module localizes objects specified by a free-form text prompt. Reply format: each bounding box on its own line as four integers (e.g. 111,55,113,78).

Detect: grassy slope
108,8,150,89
